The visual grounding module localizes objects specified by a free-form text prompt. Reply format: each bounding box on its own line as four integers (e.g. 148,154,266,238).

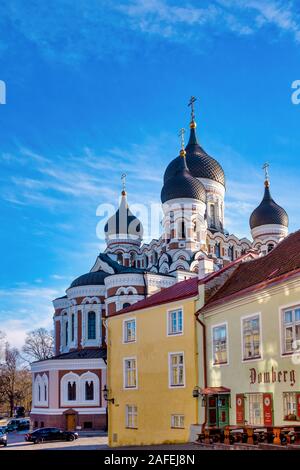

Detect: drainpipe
195,312,207,433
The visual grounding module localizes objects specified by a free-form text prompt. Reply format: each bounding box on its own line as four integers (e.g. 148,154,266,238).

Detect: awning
200,386,231,395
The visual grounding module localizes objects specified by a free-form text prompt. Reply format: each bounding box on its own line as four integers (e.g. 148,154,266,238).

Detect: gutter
195,311,207,432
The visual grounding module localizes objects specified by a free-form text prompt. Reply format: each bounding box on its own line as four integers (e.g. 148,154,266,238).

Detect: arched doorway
63,409,77,431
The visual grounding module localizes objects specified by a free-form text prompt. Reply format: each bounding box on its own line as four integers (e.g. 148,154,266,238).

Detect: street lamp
103,385,115,404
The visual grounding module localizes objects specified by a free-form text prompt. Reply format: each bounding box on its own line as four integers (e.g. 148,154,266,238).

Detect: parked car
5,422,18,433
0,429,7,447
25,427,79,444
16,419,30,431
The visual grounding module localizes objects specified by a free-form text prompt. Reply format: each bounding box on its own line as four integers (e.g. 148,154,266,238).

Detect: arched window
228,245,234,261
71,314,75,342
88,311,96,340
68,381,76,401
210,205,216,227
65,321,68,346
117,252,123,264
178,220,186,239
44,384,47,401
123,302,131,309
130,252,136,267
85,381,94,401
267,243,274,253
38,385,41,402
215,242,221,258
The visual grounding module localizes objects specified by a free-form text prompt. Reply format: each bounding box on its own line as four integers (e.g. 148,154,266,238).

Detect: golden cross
178,128,185,150
188,96,197,121
121,173,127,192
262,162,269,182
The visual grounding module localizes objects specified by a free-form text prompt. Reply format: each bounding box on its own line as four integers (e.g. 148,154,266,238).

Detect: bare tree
22,328,54,362
0,330,6,363
0,345,31,417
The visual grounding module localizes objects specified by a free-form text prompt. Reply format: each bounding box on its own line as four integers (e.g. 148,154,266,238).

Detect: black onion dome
161,152,206,203
104,191,143,238
163,124,225,187
70,270,109,288
250,182,288,229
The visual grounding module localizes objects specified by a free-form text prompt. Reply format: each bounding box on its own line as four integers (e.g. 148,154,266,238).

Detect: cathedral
30,99,289,431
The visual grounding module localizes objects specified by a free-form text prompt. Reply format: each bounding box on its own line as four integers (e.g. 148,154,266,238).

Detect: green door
207,394,230,428
217,395,229,427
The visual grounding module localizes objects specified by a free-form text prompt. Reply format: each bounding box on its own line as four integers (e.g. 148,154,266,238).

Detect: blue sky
0,0,300,347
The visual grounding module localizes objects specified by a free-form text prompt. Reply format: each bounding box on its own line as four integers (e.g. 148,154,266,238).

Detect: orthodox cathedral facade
30,101,289,431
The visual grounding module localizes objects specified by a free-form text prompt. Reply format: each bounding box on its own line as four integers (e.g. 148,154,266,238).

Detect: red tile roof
203,230,300,311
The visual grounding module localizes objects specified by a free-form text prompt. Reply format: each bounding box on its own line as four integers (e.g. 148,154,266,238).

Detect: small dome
161,151,206,204
70,270,109,288
250,182,288,229
164,124,225,187
104,191,143,239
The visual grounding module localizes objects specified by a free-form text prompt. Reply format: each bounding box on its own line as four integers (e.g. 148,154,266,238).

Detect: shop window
124,358,137,388
87,311,96,340
212,324,228,365
248,393,264,426
126,405,138,429
171,414,184,428
283,392,300,421
124,319,136,343
242,314,261,360
169,353,185,387
168,309,183,335
282,306,300,354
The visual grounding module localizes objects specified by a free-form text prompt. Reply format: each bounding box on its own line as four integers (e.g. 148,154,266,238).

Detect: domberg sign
250,367,296,387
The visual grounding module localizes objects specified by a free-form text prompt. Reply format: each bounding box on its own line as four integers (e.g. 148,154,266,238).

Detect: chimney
198,257,214,280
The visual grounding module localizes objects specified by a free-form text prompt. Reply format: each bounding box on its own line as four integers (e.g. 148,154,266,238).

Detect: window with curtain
212,324,228,365
169,353,184,387
282,306,300,353
124,358,137,388
242,315,261,360
87,311,96,340
85,381,94,400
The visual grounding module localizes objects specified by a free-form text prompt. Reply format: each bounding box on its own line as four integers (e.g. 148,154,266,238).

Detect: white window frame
241,312,263,362
246,393,264,426
167,307,184,336
283,392,300,421
123,357,138,390
279,303,300,356
125,405,138,429
171,414,185,429
211,322,229,366
123,318,137,344
168,352,185,388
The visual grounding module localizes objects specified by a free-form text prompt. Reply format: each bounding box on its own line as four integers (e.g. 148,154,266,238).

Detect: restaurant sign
250,367,296,387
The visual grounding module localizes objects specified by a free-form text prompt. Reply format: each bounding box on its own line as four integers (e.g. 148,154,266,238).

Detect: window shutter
296,393,300,419
236,394,245,425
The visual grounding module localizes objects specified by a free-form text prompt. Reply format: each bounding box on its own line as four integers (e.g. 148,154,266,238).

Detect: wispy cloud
0,285,64,349
0,1,299,66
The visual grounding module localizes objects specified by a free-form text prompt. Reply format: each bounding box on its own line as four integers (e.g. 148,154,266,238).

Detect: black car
0,429,8,447
25,427,79,444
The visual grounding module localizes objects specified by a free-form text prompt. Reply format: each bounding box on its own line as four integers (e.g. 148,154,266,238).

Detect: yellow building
107,277,199,447
197,230,300,430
